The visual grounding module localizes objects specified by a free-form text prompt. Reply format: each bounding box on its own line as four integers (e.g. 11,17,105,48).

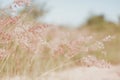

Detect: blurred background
0,0,120,27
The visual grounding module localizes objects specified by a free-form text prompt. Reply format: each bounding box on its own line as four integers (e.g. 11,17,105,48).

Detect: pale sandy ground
3,65,120,80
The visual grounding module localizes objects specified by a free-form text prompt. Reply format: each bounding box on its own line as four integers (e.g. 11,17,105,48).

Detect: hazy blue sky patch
42,0,120,26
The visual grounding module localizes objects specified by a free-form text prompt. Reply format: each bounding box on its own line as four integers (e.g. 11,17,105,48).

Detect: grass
0,23,120,79
0,1,120,79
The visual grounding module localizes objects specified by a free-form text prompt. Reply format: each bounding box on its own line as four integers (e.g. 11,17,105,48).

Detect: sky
41,0,120,26
0,0,120,27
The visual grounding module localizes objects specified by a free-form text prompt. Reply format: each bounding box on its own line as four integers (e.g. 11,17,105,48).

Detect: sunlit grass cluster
0,0,120,79
0,20,120,79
